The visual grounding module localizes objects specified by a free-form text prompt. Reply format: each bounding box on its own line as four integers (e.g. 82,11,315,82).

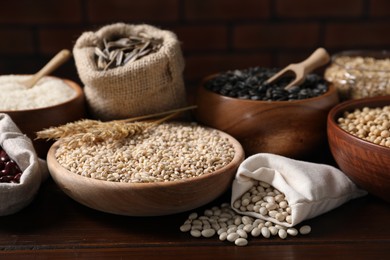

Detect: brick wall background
0,0,389,89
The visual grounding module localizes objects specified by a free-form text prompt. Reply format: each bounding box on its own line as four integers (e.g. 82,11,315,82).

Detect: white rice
0,75,77,110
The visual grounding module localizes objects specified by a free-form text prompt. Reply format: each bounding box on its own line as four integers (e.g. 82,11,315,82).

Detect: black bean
204,67,328,101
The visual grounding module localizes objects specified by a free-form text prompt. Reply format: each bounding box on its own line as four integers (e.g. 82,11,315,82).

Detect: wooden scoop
24,49,71,88
266,47,330,90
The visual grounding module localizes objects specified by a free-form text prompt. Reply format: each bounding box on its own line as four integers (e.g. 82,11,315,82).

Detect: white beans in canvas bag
231,153,367,227
0,114,48,216
73,23,187,120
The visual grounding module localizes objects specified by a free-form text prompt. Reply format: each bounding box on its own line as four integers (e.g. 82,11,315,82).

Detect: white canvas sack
0,114,49,216
231,153,367,227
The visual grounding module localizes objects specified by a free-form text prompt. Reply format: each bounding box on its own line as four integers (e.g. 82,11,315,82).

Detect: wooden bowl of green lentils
327,95,390,202
47,122,245,216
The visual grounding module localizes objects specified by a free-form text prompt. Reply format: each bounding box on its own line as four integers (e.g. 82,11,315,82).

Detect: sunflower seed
95,47,108,60
94,33,162,71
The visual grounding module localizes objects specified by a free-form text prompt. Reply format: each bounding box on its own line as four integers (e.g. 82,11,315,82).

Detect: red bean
0,149,9,161
0,146,22,183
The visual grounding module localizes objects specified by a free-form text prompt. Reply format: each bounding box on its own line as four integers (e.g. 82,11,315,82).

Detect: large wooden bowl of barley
47,122,245,216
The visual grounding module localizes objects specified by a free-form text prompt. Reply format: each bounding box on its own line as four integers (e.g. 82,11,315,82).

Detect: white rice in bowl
0,75,77,110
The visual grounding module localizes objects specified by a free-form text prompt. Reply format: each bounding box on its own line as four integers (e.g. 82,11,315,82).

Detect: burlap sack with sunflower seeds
73,23,187,120
0,114,48,216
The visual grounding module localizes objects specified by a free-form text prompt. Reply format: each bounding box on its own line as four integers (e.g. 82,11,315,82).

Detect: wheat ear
36,106,196,142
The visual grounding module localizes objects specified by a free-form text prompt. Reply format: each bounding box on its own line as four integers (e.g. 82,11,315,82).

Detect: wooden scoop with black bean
266,48,330,90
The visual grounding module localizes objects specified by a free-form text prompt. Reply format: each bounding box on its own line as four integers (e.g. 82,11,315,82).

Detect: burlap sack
0,114,49,216
231,153,367,227
73,23,187,120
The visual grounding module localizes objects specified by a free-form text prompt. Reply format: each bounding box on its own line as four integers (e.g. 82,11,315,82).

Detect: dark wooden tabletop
0,173,389,259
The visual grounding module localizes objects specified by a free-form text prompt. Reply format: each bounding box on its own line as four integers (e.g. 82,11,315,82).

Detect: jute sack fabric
73,23,187,120
231,153,367,227
0,114,48,216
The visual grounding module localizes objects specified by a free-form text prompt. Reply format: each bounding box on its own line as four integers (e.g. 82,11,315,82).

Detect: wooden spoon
266,47,330,90
24,49,72,88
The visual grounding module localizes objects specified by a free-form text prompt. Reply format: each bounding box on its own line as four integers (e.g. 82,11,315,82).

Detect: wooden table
0,174,389,259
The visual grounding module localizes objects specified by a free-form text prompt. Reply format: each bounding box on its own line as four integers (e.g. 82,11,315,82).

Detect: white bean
204,209,213,217
220,213,232,218
227,232,240,242
275,212,285,222
259,207,268,215
268,210,278,218
268,226,278,236
191,224,202,231
227,226,237,234
202,228,216,238
241,216,253,225
236,229,248,239
251,227,261,237
188,212,198,220
218,217,229,223
192,219,202,226
243,224,254,233
219,232,228,241
190,230,201,237
279,201,288,209
261,227,270,238
234,216,242,225
287,228,298,236
213,209,222,216
299,225,312,235
217,227,227,235
212,223,221,230
266,203,278,210
180,223,191,232
278,229,287,239
235,238,248,246
241,198,250,206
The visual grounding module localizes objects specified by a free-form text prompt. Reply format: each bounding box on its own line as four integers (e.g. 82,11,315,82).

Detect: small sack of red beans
0,146,23,183
0,113,48,216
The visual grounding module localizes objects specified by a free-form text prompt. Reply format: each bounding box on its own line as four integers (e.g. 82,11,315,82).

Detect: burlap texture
73,23,187,120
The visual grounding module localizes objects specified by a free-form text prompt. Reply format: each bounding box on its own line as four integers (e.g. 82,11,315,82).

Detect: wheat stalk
36,106,196,146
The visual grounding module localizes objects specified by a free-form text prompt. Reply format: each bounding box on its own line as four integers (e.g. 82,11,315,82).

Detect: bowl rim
199,73,337,104
330,49,390,72
327,95,390,152
47,125,245,188
0,75,84,113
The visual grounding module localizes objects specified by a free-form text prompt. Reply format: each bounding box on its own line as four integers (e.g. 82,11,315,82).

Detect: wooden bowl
46,129,245,216
327,95,390,202
195,75,340,159
2,77,86,158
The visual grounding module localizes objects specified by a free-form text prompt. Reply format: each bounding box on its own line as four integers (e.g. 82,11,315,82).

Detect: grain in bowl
0,75,77,110
55,122,236,183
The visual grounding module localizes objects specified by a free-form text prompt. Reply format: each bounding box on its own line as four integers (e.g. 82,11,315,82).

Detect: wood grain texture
0,179,389,259
327,95,390,202
195,77,339,158
46,129,245,216
4,77,86,158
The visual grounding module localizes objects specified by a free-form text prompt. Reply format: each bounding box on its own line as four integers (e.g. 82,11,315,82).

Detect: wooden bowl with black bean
195,67,340,159
327,95,390,202
47,123,245,216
